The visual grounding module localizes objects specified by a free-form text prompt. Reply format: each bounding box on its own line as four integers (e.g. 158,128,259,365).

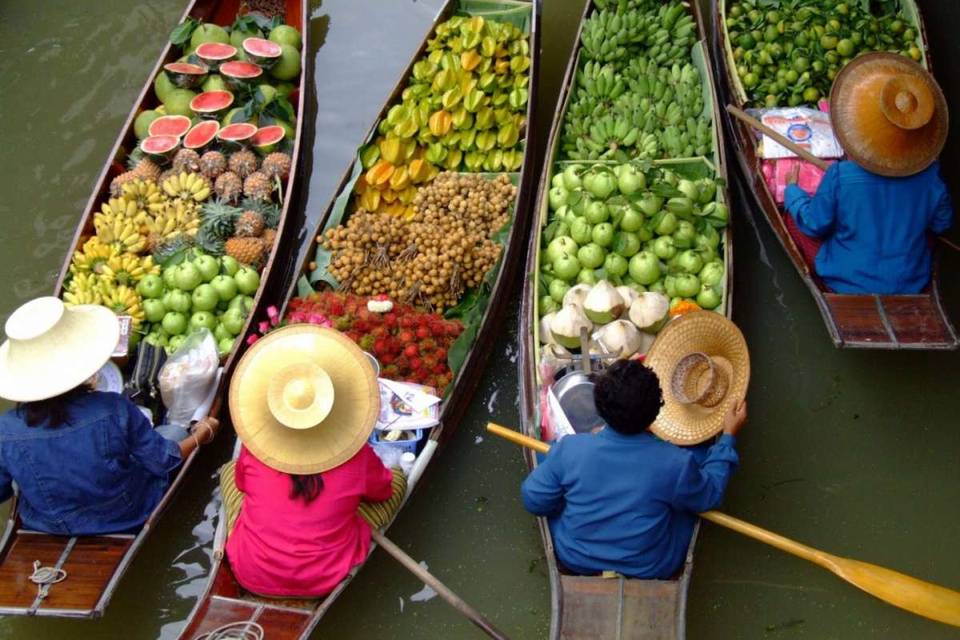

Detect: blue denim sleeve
784,163,839,238
119,395,182,476
521,439,565,518
930,180,953,235
670,434,739,513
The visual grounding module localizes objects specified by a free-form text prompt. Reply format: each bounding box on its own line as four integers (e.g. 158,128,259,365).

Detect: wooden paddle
370,529,509,639
486,422,960,628
726,104,960,255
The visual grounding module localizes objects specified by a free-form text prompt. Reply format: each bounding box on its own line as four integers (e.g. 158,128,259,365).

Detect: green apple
190,311,217,331
220,255,240,276
194,254,220,282
234,267,260,295
167,334,187,354
210,274,238,302
162,266,178,289
174,262,203,291
191,284,219,312
217,336,236,356
222,307,246,335
143,299,167,323
214,323,233,342
162,311,188,336
167,289,192,313
228,294,254,314
137,274,164,299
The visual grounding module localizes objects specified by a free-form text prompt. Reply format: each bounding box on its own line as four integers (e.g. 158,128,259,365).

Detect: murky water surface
0,0,958,638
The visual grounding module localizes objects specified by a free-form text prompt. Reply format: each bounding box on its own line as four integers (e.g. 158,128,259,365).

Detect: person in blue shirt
522,360,746,579
783,53,952,295
0,297,220,536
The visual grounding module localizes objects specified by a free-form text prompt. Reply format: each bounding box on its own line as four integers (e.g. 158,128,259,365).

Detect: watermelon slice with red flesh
140,135,179,159
195,42,237,65
219,61,262,87
148,115,192,138
251,125,285,153
218,122,258,144
190,91,234,118
242,38,282,67
163,62,208,89
183,121,220,150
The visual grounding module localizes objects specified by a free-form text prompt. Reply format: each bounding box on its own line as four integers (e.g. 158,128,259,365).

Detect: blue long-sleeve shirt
0,391,181,535
784,160,953,294
522,428,738,579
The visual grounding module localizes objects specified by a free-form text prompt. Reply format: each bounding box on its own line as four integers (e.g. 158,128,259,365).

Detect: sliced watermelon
195,42,237,68
218,122,258,146
147,115,192,138
220,61,263,88
190,91,235,119
251,125,286,154
140,135,180,160
163,62,208,89
242,38,282,68
183,121,220,150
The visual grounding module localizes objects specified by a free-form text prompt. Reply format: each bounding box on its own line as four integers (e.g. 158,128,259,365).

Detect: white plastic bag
159,329,219,426
760,107,843,159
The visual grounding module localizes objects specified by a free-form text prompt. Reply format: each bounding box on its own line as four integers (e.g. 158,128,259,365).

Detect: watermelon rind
148,115,192,138
242,37,282,68
195,42,237,69
140,135,180,159
183,121,220,150
219,61,263,89
218,122,258,147
250,125,286,154
190,91,235,119
163,62,208,89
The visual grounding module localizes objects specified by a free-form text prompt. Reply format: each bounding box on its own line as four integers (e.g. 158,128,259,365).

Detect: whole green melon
202,74,229,93
163,88,197,117
230,28,261,50
268,25,301,50
190,24,230,49
134,110,161,139
154,72,176,102
270,44,301,81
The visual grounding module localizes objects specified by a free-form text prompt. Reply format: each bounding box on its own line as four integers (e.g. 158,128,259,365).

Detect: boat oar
486,422,960,628
369,529,509,639
726,104,960,255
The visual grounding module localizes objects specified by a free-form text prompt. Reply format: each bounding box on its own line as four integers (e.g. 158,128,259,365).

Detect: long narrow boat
713,0,957,350
0,0,308,618
517,0,734,637
177,1,541,637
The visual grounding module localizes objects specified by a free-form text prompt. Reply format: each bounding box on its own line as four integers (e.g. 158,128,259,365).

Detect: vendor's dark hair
593,360,664,435
17,384,93,428
290,474,324,503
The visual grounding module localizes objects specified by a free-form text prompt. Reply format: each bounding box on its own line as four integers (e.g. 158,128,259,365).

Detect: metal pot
549,327,605,434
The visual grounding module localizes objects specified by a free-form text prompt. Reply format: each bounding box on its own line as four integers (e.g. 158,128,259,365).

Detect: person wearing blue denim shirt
522,360,746,579
0,296,220,536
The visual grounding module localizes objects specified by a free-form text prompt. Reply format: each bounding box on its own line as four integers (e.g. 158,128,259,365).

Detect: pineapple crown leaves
126,148,147,171
240,197,281,229
200,199,243,238
152,235,195,267
196,227,226,256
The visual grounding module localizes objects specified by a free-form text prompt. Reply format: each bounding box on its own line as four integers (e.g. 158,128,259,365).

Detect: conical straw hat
644,312,750,445
0,297,120,402
830,52,947,177
229,325,379,474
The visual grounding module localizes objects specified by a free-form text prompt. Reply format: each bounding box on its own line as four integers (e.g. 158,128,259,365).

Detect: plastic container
369,428,424,455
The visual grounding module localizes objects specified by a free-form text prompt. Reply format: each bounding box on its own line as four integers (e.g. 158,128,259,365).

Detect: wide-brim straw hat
831,52,948,177
0,297,119,403
229,324,379,475
644,312,750,445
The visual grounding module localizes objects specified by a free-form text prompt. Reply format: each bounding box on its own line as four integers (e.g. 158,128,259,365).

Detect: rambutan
416,326,430,340
409,357,423,371
399,330,416,344
373,338,390,357
358,334,376,351
403,344,418,358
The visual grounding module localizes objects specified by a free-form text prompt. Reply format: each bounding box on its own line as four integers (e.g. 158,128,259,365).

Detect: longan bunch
322,172,516,311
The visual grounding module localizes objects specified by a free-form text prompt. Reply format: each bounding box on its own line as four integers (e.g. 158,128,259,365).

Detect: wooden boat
713,0,957,350
0,0,308,618
177,1,541,638
517,1,734,638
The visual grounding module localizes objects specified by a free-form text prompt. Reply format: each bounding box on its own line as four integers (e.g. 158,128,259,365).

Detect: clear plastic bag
159,329,219,426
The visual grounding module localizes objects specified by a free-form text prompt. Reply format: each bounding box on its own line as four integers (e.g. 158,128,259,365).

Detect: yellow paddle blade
830,556,960,628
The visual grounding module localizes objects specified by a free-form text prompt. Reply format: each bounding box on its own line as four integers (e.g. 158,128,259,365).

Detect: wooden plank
38,536,133,612
185,597,260,638
822,294,894,346
559,576,623,640
255,606,317,640
0,534,69,610
881,295,955,346
620,579,683,640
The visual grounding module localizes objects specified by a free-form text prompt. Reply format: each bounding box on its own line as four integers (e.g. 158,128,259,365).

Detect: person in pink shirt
219,325,406,597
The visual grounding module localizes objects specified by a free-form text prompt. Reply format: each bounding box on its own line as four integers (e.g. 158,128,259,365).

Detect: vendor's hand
786,165,800,185
193,417,220,444
722,399,747,437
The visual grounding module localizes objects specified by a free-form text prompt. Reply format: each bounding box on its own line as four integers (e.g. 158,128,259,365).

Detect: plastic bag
159,329,219,426
759,107,843,160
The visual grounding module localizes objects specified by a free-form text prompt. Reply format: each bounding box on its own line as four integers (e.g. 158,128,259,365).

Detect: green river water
0,1,958,638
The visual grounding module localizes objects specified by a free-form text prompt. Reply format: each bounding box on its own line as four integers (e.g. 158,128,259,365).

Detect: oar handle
725,105,830,171
370,530,510,640
488,423,550,454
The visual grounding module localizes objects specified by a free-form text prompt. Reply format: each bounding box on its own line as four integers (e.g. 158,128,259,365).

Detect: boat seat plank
620,579,684,640
560,575,683,640
881,295,955,346
42,535,133,611
0,533,68,609
254,607,317,639
822,294,894,346
186,597,260,638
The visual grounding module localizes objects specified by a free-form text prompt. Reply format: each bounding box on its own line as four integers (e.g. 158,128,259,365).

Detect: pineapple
225,236,265,266
243,172,272,202
214,171,243,203
172,148,201,173
199,151,227,179
235,210,265,237
200,200,242,239
132,157,162,182
240,197,281,228
228,150,258,179
261,228,278,248
261,152,292,180
110,171,139,197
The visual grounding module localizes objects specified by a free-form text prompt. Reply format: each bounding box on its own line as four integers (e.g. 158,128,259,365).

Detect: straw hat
644,312,750,445
830,52,948,177
229,324,379,474
0,297,120,403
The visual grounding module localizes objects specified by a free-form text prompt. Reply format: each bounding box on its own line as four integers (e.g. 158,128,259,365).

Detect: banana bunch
94,216,147,254
63,273,104,306
146,200,200,244
99,283,144,327
120,179,164,213
576,61,626,100
69,237,119,276
579,1,696,66
99,252,159,287
162,171,211,203
95,197,149,233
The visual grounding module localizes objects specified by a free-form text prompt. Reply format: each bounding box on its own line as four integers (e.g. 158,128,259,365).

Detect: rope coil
29,560,67,600
193,621,265,640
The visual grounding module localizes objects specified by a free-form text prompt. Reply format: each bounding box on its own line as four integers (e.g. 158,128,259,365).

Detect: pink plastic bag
762,158,833,204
